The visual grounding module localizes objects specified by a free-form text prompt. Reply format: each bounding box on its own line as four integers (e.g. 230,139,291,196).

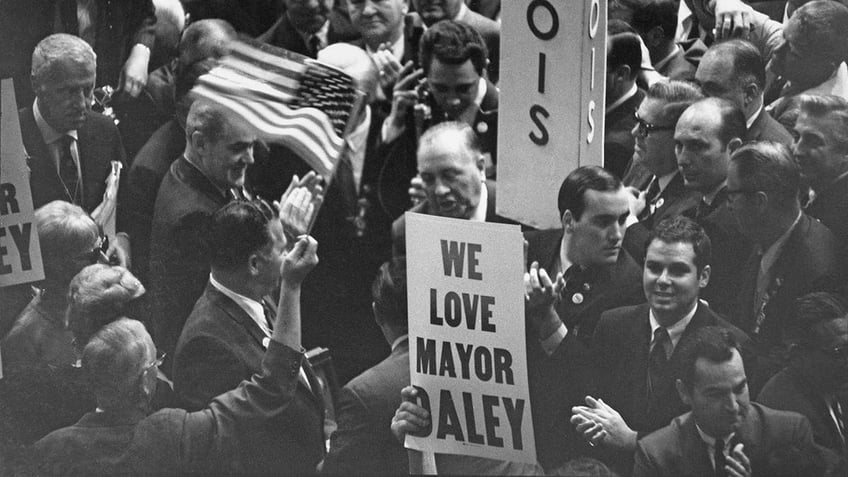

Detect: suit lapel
680,414,715,475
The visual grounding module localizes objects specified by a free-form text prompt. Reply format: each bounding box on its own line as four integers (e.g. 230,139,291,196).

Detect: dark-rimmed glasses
79,235,109,264
142,350,167,376
635,113,674,138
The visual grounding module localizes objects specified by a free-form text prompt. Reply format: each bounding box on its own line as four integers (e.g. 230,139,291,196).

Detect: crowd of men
0,0,847,475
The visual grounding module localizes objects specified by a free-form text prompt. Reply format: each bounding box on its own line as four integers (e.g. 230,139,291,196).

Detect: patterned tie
714,437,727,477
58,135,80,204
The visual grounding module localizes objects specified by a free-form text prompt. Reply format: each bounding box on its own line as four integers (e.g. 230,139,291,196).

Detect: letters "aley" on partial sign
0,183,34,275
413,386,526,451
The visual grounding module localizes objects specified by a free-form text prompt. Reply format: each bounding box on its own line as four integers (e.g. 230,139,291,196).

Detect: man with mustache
634,326,826,477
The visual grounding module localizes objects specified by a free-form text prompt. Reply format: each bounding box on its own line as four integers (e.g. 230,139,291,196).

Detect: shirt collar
746,104,763,129
453,2,471,21
649,301,699,349
209,273,272,339
33,99,78,144
696,423,735,451
654,45,680,72
345,105,371,154
391,334,409,351
470,180,489,222
559,233,574,277
606,83,638,114
703,181,727,206
657,171,677,195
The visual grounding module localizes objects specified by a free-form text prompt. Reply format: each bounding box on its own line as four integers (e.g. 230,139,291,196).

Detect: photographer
377,19,498,219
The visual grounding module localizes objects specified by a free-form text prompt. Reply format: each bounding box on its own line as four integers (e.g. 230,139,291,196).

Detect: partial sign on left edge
0,78,44,287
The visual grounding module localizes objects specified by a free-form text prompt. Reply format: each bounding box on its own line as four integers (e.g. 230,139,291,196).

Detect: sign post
404,213,535,464
498,0,607,229
0,78,44,287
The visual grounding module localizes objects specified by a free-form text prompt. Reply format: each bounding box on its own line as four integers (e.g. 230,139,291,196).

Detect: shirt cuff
540,322,568,356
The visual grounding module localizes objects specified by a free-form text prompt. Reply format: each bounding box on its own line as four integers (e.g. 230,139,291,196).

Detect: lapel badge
582,282,592,292
476,121,488,134
654,197,665,209
572,293,584,304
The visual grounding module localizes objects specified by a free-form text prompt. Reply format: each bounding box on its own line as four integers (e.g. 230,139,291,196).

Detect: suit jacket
390,179,516,257
525,228,644,343
377,79,499,219
125,119,185,283
20,107,128,225
322,338,410,475
594,303,751,439
693,188,753,317
747,107,793,146
732,213,842,389
758,367,848,458
634,403,822,477
34,340,326,476
258,11,358,59
807,172,848,260
604,88,646,180
174,284,267,411
147,156,232,367
624,172,702,264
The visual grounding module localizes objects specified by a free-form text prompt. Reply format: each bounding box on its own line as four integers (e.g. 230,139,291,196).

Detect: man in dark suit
622,80,703,264
390,121,513,257
695,40,793,146
604,32,646,179
634,326,829,477
21,34,130,266
323,258,410,475
758,292,848,462
726,141,842,392
522,166,641,469
259,0,359,58
174,200,305,410
33,235,327,475
146,100,260,369
572,217,750,475
380,19,498,218
793,94,848,254
673,98,753,315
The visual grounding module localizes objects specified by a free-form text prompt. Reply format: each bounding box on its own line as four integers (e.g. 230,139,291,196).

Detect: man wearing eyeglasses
725,141,841,393
759,292,848,462
621,80,703,264
33,235,328,475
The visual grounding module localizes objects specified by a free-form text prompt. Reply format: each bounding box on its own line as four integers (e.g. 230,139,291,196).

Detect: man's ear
562,209,575,232
190,130,207,154
675,379,692,407
476,154,486,177
698,264,711,289
742,82,760,109
727,137,743,154
247,252,263,276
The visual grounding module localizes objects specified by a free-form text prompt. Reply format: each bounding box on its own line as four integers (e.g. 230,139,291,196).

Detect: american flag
191,39,360,177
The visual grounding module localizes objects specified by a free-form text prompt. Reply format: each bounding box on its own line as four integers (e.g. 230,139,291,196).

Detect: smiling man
634,326,825,477
147,100,260,369
571,216,749,475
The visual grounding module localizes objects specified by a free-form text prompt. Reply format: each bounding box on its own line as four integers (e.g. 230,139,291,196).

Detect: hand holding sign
392,386,432,444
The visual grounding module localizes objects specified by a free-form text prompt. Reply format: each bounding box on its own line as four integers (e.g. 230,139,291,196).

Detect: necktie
336,153,358,220
714,438,727,477
308,35,322,57
262,300,275,333
647,327,671,398
695,198,711,221
58,135,80,204
639,177,661,221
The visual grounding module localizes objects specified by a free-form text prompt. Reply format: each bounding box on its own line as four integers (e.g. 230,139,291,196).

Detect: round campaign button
476,121,488,134
572,293,584,305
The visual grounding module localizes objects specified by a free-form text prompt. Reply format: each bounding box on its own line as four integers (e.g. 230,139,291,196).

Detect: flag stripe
219,56,300,94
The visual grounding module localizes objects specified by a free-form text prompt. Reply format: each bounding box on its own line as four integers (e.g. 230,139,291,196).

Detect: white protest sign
498,0,607,229
0,78,44,287
404,212,535,464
